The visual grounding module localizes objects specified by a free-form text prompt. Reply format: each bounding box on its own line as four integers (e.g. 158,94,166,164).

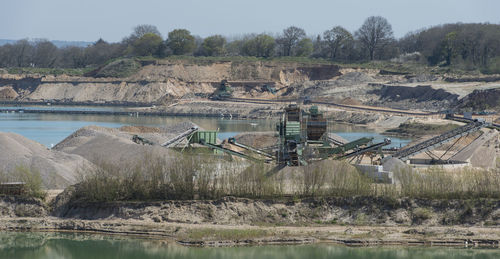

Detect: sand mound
53,122,200,165
0,86,18,99
382,157,408,172
119,125,162,133
0,132,92,189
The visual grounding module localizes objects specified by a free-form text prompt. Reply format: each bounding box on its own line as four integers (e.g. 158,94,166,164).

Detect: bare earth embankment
1,59,500,121
1,195,500,247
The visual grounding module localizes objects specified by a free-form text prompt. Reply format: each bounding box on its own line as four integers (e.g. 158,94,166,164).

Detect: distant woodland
1,17,499,74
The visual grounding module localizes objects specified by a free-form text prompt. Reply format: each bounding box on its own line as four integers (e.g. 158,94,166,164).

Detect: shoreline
1,217,499,247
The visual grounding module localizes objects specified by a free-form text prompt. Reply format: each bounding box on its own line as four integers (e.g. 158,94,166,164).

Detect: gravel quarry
2,60,500,116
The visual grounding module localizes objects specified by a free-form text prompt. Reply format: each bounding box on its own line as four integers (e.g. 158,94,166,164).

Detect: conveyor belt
337,138,391,159
199,141,266,162
391,120,486,161
228,138,275,159
161,127,198,147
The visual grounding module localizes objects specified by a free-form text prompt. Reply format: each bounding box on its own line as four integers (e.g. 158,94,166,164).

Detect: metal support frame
392,121,486,161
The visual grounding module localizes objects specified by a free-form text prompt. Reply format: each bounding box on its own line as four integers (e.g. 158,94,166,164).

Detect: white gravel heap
0,132,92,189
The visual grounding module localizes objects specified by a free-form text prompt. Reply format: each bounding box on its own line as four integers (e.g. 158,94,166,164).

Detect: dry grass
393,167,500,199
70,152,500,202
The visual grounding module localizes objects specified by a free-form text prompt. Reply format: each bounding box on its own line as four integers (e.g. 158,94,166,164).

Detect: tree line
0,16,499,73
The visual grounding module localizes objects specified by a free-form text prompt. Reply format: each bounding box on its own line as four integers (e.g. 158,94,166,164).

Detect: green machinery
275,104,391,166
132,105,391,166
210,80,233,100
261,84,277,94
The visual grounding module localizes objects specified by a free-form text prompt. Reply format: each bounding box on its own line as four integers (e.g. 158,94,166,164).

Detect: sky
1,0,499,42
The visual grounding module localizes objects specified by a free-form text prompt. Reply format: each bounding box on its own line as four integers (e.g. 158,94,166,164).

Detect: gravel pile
233,132,277,148
53,127,169,165
0,132,92,189
53,122,200,165
382,157,408,172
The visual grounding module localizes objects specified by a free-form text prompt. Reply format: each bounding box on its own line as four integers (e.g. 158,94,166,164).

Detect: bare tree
11,39,34,67
132,24,161,38
32,40,58,67
59,46,87,68
323,26,354,60
355,16,394,60
122,24,162,47
278,26,306,56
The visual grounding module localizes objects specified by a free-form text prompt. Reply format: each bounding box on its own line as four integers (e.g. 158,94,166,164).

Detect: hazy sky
1,0,499,42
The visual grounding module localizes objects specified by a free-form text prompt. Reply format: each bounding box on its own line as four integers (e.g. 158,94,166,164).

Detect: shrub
94,58,140,78
412,208,433,222
14,166,46,200
71,152,500,202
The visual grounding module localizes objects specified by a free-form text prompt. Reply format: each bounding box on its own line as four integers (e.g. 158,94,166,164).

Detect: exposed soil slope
0,60,341,104
51,196,500,228
455,88,500,111
2,60,500,115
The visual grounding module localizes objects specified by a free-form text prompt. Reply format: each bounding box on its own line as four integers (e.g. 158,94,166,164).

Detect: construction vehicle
261,84,277,94
132,135,154,145
210,80,233,100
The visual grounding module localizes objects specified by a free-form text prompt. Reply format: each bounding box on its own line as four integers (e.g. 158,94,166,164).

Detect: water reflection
0,110,410,148
0,232,499,259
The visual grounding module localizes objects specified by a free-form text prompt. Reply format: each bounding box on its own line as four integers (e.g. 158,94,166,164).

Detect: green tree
201,35,226,56
226,39,245,56
442,31,458,65
131,33,163,56
123,24,162,47
295,38,313,57
167,29,196,55
242,34,275,57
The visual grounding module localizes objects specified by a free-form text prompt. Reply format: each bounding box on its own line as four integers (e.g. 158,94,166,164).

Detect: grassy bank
3,57,489,77
5,67,95,76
